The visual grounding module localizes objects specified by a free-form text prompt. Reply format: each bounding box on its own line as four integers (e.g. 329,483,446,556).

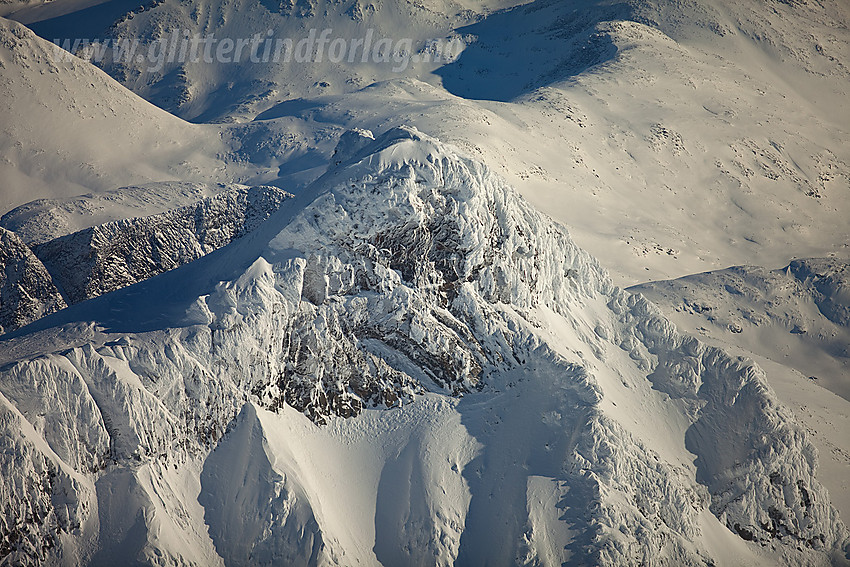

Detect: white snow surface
0,18,228,212
1,0,850,563
0,183,291,335
6,0,848,284
0,18,336,213
0,127,847,566
632,259,850,525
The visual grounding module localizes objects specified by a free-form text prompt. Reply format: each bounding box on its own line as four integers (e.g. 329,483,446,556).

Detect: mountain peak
1,126,846,565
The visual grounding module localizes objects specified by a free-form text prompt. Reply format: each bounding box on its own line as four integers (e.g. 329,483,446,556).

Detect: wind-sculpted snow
789,260,850,329
611,292,847,557
199,404,327,566
632,258,850,404
0,228,67,334
0,392,96,567
0,128,846,565
32,184,292,305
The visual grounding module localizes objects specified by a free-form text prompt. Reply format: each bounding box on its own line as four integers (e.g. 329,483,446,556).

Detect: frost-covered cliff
0,228,66,335
32,184,292,305
0,128,846,566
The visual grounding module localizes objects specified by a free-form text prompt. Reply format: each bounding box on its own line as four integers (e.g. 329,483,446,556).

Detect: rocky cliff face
32,184,292,305
0,228,67,335
0,128,846,566
0,185,292,335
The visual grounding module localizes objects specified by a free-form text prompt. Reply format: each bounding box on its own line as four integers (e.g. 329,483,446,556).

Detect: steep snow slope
258,0,850,284
0,128,846,565
2,2,848,564
0,183,292,335
430,0,850,283
18,0,504,122
632,258,850,519
0,0,55,18
0,389,98,566
633,259,850,402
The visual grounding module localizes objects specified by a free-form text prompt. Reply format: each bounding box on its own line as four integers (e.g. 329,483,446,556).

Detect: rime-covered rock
0,128,846,566
0,228,67,335
33,185,292,305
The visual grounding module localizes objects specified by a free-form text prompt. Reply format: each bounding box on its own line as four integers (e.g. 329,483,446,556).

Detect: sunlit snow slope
0,18,334,213
0,18,233,212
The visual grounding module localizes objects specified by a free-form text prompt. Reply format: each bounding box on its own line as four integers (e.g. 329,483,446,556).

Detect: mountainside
0,18,323,213
632,258,850,520
6,0,850,283
2,0,850,564
0,17,233,212
0,127,846,566
27,0,487,123
31,183,291,305
0,228,66,334
277,0,850,284
0,183,291,334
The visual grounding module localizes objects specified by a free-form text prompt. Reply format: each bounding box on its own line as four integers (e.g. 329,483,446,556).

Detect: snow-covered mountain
0,18,228,212
632,258,850,522
1,0,849,564
0,127,847,565
17,0,486,122
1,182,249,246
633,259,850,403
6,0,849,284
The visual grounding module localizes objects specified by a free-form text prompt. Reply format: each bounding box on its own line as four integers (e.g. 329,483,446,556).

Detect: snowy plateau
0,0,849,565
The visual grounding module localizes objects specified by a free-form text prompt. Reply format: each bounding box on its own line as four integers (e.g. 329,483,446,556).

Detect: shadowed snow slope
18,0,498,122
0,127,847,566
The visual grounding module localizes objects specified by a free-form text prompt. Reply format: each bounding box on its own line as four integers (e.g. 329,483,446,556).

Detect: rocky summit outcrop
0,128,846,566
